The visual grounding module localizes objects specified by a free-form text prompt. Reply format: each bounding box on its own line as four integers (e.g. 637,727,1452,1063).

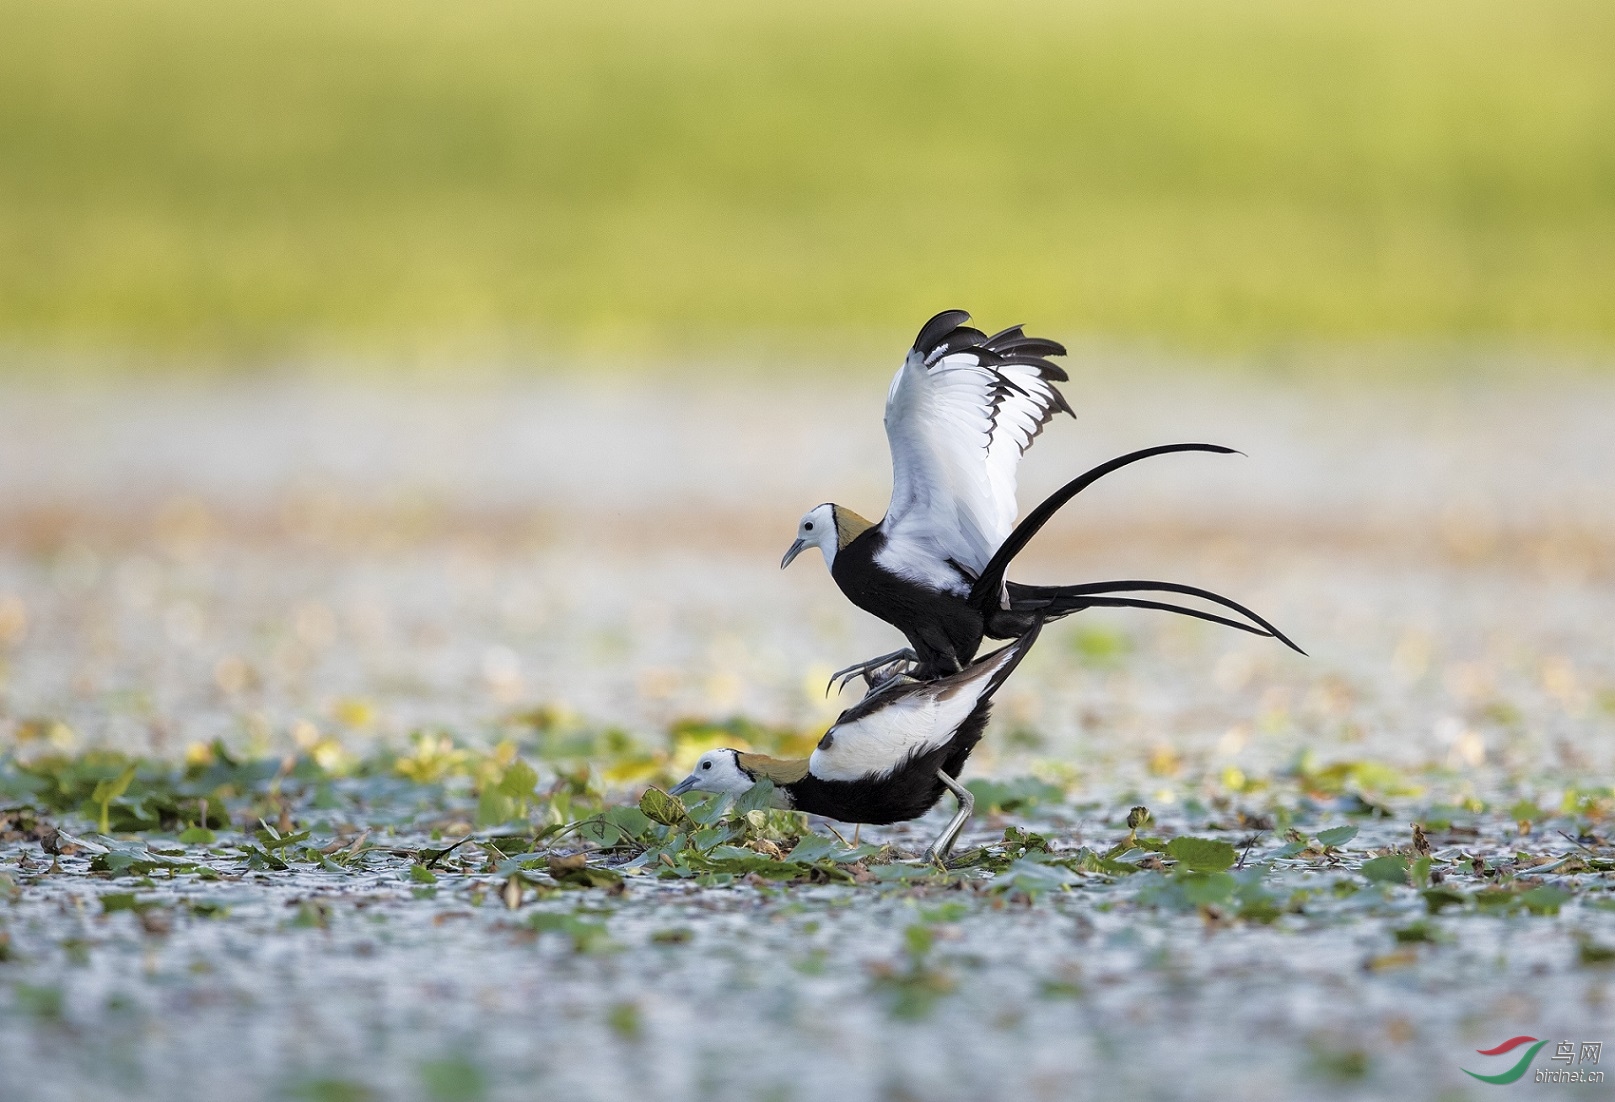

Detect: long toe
826,649,919,695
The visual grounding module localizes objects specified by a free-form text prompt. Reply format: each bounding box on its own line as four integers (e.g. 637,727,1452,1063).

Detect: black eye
804,522,814,531
702,761,712,770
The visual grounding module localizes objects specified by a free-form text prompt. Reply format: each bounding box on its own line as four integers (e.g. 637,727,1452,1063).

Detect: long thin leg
826,649,917,696
923,770,975,863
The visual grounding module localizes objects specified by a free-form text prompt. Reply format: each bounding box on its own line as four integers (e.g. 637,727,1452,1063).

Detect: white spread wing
878,310,1072,592
808,634,1033,782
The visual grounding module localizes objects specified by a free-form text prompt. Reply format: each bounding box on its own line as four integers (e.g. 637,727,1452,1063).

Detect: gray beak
669,775,698,797
780,538,807,569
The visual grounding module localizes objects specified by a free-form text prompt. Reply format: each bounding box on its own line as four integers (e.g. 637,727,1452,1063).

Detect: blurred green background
2,0,1612,364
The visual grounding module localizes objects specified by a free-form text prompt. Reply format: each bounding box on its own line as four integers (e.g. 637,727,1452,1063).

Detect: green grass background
2,0,1613,362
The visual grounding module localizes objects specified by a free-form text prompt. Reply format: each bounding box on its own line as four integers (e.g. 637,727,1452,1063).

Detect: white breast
872,535,973,596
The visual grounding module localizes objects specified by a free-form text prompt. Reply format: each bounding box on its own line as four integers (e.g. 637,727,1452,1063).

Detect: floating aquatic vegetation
2,736,1613,1101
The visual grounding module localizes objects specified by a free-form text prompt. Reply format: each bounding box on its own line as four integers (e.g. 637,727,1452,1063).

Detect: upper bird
781,309,1303,684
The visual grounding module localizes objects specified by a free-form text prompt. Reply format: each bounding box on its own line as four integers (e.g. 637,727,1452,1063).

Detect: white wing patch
880,318,1071,589
807,638,1027,783
808,686,983,783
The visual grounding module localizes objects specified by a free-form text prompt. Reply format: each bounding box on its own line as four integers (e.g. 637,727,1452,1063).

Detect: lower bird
669,623,1041,861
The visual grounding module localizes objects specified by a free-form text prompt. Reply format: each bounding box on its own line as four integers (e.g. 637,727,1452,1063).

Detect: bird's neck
833,506,875,548
736,752,811,786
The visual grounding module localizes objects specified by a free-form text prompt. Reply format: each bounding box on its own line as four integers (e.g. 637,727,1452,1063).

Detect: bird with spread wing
780,309,1303,686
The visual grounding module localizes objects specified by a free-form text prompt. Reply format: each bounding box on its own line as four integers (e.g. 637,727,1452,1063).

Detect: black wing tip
913,310,1067,367
911,308,1076,457
914,309,973,354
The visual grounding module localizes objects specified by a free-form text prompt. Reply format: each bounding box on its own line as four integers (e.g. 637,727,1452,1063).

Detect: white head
780,503,847,571
669,749,755,798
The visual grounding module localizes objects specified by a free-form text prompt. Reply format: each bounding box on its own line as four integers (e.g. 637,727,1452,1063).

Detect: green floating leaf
91,764,139,834
599,806,654,843
1359,855,1410,884
696,853,820,880
1520,885,1572,915
236,844,289,872
1070,847,1142,876
871,863,946,883
255,826,312,853
1422,887,1469,913
527,912,612,952
992,856,1080,898
637,787,688,827
689,824,739,853
1508,799,1546,822
1578,940,1615,966
475,790,517,829
498,759,539,800
1315,825,1358,848
920,901,969,923
1236,897,1284,924
683,793,731,827
903,924,934,958
100,892,156,914
550,862,624,891
420,1056,487,1102
177,826,216,845
1180,872,1237,906
785,834,842,864
409,864,438,884
14,984,64,1019
290,1077,374,1102
965,777,1064,814
90,843,193,877
607,1001,642,1040
1165,836,1237,873
90,765,138,806
1393,921,1438,943
731,778,776,817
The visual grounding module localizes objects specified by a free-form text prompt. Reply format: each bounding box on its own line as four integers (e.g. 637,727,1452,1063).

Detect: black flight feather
913,309,973,356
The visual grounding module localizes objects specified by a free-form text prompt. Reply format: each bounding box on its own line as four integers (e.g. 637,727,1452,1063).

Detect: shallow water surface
0,369,1612,1100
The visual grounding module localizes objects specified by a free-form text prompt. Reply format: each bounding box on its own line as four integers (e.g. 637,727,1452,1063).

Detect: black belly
831,531,986,677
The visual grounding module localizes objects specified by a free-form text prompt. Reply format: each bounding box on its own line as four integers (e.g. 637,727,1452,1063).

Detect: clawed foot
826,649,918,696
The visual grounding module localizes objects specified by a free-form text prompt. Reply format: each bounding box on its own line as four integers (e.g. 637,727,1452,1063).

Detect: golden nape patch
736,753,810,785
832,506,874,548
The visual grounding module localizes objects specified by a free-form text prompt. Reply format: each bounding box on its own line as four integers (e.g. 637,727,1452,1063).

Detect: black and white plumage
781,309,1303,683
879,308,1073,592
669,625,1040,860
